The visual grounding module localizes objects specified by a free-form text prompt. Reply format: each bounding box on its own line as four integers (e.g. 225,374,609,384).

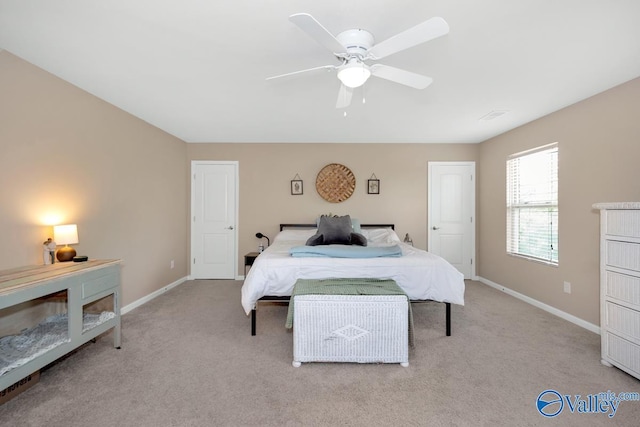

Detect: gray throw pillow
350,232,367,247
317,215,352,244
305,233,324,246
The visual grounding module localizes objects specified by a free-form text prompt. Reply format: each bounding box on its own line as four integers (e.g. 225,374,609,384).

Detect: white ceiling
1,1,640,144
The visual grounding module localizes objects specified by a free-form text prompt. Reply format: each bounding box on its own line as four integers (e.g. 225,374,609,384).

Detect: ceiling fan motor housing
336,29,375,58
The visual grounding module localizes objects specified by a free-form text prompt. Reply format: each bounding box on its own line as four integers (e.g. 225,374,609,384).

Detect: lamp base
56,246,77,262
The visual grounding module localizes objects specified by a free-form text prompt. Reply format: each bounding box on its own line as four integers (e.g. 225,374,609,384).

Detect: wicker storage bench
292,294,409,367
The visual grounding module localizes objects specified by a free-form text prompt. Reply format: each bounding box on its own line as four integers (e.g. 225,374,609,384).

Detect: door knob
226,226,234,230
432,226,440,230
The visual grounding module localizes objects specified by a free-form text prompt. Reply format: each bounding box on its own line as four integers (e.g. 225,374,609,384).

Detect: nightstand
244,252,260,276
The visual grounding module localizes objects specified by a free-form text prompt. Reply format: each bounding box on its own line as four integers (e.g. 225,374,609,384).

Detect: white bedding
241,228,465,314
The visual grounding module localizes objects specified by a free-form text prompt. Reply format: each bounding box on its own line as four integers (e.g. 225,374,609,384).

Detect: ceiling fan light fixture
337,60,371,88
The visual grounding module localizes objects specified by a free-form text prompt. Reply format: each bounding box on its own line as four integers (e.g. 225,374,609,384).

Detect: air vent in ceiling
479,110,509,121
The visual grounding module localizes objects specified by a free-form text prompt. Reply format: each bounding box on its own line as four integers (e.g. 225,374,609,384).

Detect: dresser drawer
604,301,640,343
603,332,640,378
606,240,640,271
605,270,640,306
605,210,640,239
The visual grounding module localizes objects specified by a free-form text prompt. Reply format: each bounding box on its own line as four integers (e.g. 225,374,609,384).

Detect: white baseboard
121,276,188,315
476,276,600,335
187,275,244,281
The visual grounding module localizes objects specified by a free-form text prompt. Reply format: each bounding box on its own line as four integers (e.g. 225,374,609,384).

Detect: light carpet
0,280,638,426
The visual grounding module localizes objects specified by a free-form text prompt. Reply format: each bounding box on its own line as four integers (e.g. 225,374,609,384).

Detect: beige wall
188,143,479,270
0,51,189,307
478,77,640,325
3,49,639,329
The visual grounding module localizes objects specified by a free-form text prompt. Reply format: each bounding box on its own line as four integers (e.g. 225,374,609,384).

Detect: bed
241,223,465,336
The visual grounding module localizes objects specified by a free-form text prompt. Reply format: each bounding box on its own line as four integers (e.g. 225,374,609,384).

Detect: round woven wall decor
315,163,356,203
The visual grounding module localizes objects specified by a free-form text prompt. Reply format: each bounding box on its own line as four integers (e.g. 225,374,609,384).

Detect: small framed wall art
367,174,380,194
291,174,303,195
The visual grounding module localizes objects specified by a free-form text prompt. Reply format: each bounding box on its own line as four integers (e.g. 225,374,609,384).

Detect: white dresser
594,202,640,379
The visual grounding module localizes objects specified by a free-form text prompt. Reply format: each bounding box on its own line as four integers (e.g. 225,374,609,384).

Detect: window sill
507,253,558,267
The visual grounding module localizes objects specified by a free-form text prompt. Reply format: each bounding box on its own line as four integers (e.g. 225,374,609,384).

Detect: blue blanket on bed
289,244,403,258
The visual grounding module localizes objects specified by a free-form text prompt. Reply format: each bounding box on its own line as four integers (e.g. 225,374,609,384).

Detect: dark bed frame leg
251,309,256,336
446,302,451,336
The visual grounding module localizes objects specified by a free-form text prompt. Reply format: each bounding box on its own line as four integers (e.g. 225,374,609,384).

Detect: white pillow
274,229,317,242
362,228,401,244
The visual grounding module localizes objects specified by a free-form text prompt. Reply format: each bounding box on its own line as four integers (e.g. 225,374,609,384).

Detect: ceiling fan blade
367,17,449,60
335,84,353,109
289,13,346,55
266,65,335,81
370,64,433,89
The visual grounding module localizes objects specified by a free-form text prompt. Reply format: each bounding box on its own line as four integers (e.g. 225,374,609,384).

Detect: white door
428,162,475,279
191,161,238,279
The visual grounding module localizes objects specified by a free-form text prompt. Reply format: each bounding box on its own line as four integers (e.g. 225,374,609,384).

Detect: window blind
506,143,558,264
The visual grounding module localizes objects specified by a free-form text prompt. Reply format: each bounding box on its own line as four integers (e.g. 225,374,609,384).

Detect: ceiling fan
267,13,450,109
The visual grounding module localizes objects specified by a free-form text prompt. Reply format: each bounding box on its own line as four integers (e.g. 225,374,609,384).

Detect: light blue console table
0,260,121,390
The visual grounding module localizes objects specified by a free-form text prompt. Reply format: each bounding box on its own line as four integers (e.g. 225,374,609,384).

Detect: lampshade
54,224,79,245
337,60,371,88
54,224,78,262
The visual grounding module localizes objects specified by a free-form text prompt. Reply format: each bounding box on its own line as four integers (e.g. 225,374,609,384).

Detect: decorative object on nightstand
367,173,380,194
54,224,78,262
291,173,303,195
255,232,270,253
403,233,413,246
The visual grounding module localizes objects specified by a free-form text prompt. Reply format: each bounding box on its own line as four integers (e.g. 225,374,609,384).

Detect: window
506,143,558,265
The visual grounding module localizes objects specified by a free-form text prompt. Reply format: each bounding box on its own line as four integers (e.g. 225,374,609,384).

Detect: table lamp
54,224,78,262
255,232,270,247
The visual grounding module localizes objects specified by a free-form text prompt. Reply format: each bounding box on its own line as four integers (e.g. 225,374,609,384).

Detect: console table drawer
81,267,119,300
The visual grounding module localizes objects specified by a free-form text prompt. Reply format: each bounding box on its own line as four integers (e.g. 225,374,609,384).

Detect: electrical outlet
170,260,175,269
563,281,571,294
